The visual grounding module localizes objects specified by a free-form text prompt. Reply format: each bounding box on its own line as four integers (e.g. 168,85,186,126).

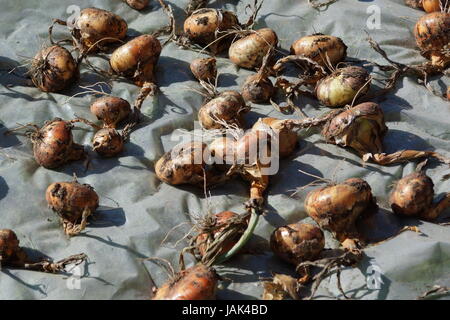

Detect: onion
46,179,99,236
305,178,376,250
404,0,423,9
290,34,347,69
390,171,450,220
152,264,218,300
30,45,78,92
124,0,150,10
29,119,85,169
90,96,131,129
315,66,370,107
190,57,217,83
183,9,239,54
414,12,450,68
198,91,249,130
229,28,278,70
270,223,324,265
0,229,21,262
92,128,124,157
50,8,127,53
110,34,162,87
242,73,275,104
422,0,443,12
209,137,236,170
447,86,450,100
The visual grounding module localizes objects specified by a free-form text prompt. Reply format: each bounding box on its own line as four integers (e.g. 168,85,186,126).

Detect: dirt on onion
414,12,450,68
30,45,78,93
305,178,376,250
390,171,450,221
46,178,99,236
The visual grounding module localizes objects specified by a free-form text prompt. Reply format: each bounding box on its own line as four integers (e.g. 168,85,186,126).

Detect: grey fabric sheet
0,0,448,300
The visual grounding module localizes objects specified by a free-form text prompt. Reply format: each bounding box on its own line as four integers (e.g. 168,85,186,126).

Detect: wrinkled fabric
0,0,449,300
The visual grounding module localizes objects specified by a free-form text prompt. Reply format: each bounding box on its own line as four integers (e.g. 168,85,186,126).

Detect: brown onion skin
110,34,162,87
270,223,325,265
155,141,208,186
252,118,298,158
305,178,375,246
321,102,388,156
209,137,236,170
235,130,272,165
74,8,127,52
0,229,20,261
90,96,131,128
242,74,275,104
183,9,239,54
198,91,248,130
31,46,78,93
414,12,450,67
389,172,434,217
92,128,124,157
422,0,442,12
447,86,450,100
46,181,99,223
152,264,218,300
32,119,85,169
190,58,217,83
124,0,149,10
290,34,347,68
229,28,278,70
315,66,370,107
196,211,245,257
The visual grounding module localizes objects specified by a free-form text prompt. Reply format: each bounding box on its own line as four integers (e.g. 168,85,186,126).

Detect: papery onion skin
155,141,208,186
229,28,278,70
0,229,21,261
152,264,218,300
422,0,443,12
46,180,99,223
198,91,248,130
389,172,434,217
242,74,275,104
74,8,127,51
321,102,387,156
92,128,124,157
315,66,370,107
32,119,85,169
110,34,162,86
196,211,245,257
209,137,236,170
190,58,217,83
30,46,78,93
290,34,347,68
414,12,450,68
305,178,375,247
252,118,298,158
270,223,324,265
183,9,239,54
90,96,131,128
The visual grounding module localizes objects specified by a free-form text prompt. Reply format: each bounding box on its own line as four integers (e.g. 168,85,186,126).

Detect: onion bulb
305,178,376,249
110,34,162,87
90,96,131,128
390,171,450,220
0,229,21,262
92,128,124,157
209,137,236,170
30,45,78,92
190,57,217,83
46,179,99,236
290,34,347,69
124,0,150,10
422,0,444,12
414,12,450,68
242,73,275,104
315,66,370,107
229,28,278,70
183,9,239,54
152,264,218,300
198,91,249,130
270,223,324,265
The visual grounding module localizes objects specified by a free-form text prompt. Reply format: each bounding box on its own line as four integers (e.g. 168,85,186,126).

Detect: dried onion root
305,178,377,250
49,7,127,54
46,177,99,236
29,45,78,93
0,229,86,273
321,102,450,166
390,171,450,221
